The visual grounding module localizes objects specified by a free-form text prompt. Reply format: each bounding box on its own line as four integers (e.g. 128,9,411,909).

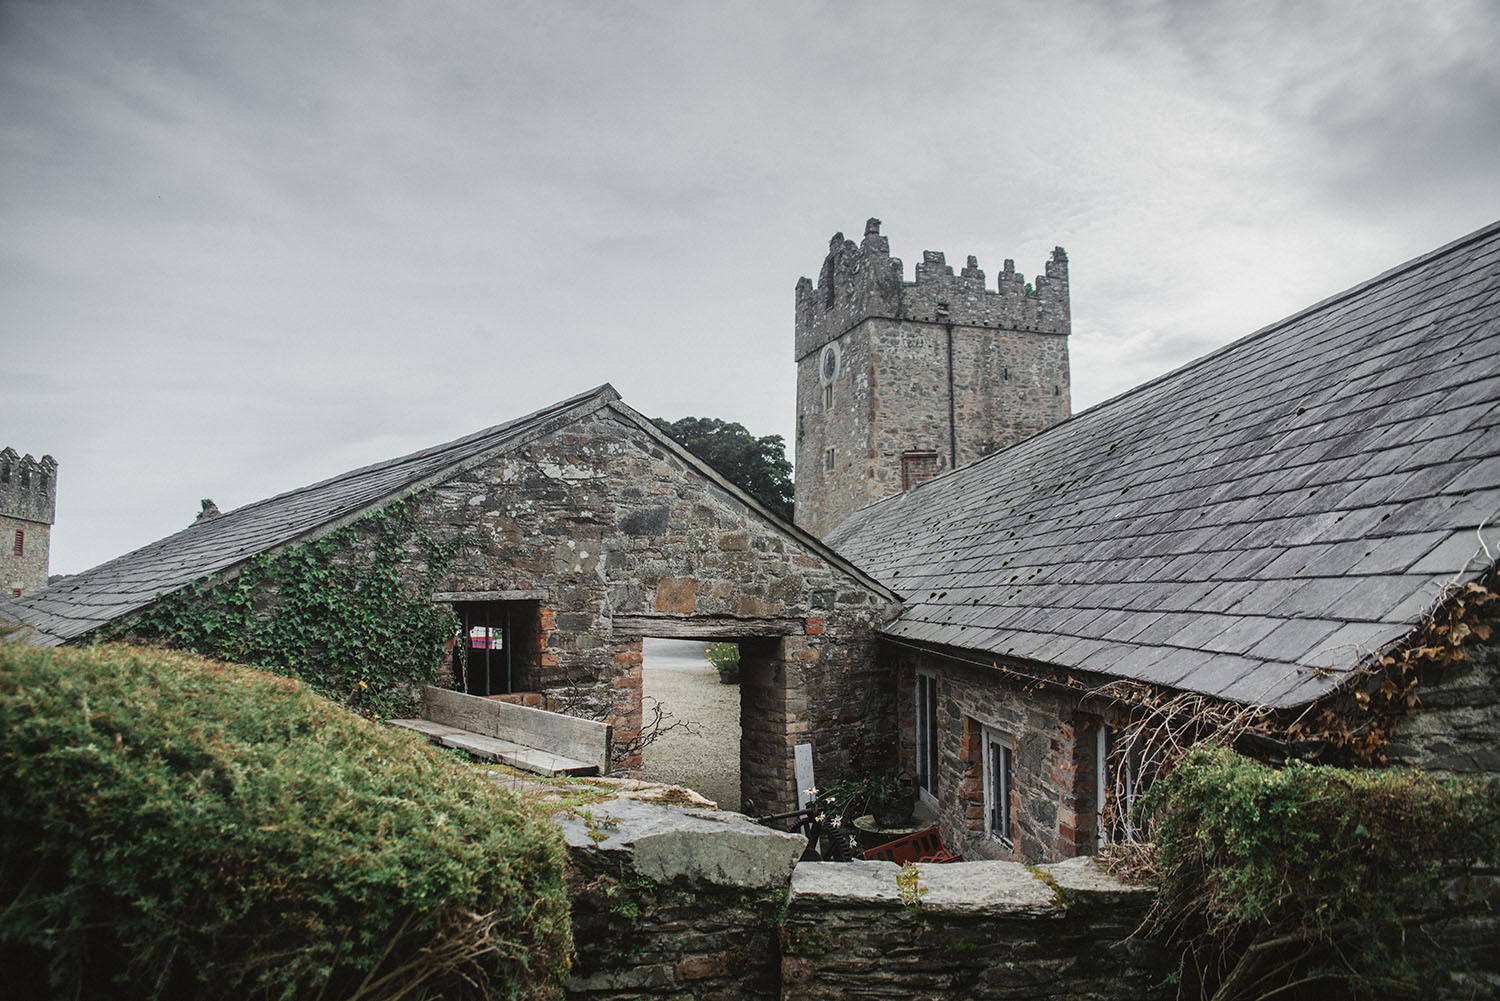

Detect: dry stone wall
553,794,1164,1001
781,857,1165,1001
560,798,802,1001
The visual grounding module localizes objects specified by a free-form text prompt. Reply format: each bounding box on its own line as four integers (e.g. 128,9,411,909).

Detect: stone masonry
553,790,1165,1001
793,219,1071,537
1386,621,1500,778
894,646,1106,863
0,448,57,597
393,399,901,815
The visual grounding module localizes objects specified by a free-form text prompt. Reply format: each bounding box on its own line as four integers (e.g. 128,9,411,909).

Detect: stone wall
792,220,1070,537
0,449,56,597
781,857,1164,1001
553,793,1164,1001
1386,631,1500,778
553,791,1499,1001
0,514,51,597
894,645,1106,863
559,797,804,1000
398,402,900,813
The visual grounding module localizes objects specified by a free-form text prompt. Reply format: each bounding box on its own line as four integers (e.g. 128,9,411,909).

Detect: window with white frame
982,724,1014,848
914,671,938,799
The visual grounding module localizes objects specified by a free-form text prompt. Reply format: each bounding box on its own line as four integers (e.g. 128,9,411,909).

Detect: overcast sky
3,0,1497,576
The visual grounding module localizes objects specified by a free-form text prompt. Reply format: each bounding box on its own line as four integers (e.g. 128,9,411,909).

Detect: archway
612,618,802,816
638,637,740,809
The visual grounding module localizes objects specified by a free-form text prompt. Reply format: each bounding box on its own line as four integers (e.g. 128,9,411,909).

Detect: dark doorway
450,600,539,696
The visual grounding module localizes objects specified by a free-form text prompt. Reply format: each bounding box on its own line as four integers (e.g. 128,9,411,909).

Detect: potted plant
869,775,916,828
705,642,740,684
816,775,916,833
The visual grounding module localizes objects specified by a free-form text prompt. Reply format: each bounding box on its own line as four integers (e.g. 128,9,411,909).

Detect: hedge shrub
0,643,572,1001
1141,746,1499,1000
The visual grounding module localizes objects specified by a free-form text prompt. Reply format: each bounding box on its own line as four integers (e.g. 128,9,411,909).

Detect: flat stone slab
918,861,1062,917
1041,855,1157,905
789,859,1063,917
557,797,805,889
787,861,906,907
387,718,598,776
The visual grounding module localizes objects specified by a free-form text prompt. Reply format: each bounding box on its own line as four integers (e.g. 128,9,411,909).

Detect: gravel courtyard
638,638,741,811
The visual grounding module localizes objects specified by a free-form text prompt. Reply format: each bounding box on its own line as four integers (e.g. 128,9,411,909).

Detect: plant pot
716,667,740,685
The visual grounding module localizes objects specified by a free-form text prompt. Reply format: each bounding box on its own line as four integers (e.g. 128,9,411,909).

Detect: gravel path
637,638,741,811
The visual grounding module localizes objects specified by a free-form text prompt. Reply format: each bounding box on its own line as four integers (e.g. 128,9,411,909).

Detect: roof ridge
1073,218,1500,425
204,384,619,524
838,218,1500,530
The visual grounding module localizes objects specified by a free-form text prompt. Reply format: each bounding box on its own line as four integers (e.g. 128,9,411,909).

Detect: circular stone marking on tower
820,344,840,384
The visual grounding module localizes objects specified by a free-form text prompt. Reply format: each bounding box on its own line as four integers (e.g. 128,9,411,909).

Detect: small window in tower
818,342,840,412
0,463,9,483
824,447,835,471
13,530,23,558
901,451,939,491
10,588,20,598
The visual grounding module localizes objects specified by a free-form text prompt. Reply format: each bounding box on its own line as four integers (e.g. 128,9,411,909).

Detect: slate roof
826,221,1500,709
1,384,895,648
0,386,620,645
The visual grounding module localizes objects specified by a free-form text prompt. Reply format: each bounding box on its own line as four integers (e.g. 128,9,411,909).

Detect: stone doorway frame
612,615,810,817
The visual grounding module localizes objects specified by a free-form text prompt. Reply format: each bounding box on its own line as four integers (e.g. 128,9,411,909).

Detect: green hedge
1141,746,1499,999
0,643,571,1001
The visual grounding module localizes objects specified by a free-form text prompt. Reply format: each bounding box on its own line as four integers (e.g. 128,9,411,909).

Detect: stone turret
793,220,1072,537
0,448,58,596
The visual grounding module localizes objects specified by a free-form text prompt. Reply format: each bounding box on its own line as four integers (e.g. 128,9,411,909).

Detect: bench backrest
420,686,613,773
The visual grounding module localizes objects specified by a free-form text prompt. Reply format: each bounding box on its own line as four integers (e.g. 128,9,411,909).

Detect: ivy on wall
101,497,461,718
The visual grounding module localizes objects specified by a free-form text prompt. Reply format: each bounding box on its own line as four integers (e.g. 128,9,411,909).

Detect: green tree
652,416,794,520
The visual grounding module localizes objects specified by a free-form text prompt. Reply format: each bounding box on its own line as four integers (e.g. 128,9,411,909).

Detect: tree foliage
1140,746,1499,1000
651,416,794,520
0,643,572,1001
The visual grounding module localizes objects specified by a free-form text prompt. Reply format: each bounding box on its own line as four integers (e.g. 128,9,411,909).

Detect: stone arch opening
613,618,804,817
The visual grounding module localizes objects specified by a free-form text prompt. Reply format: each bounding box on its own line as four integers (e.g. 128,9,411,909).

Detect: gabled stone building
0,448,57,598
822,220,1500,862
0,388,900,815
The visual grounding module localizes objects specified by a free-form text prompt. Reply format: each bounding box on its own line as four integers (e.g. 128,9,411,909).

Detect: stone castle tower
0,448,57,597
793,219,1072,537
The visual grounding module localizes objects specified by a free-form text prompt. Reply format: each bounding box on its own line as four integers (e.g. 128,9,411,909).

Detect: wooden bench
388,685,612,776
860,826,962,865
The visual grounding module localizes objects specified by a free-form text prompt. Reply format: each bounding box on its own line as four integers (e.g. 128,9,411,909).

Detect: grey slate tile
824,225,1500,707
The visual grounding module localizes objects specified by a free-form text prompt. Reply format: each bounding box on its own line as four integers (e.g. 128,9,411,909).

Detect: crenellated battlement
0,447,58,525
795,218,1070,361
